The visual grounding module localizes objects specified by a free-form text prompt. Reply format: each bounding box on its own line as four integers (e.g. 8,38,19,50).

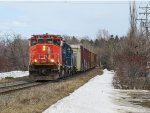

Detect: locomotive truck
29,33,97,80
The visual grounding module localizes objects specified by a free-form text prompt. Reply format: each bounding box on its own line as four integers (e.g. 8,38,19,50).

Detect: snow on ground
43,69,150,113
0,71,29,80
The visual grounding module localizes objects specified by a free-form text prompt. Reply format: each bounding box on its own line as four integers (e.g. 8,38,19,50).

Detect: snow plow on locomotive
29,33,97,80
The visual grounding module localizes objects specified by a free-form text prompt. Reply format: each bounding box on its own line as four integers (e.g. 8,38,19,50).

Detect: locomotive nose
38,45,55,64
41,45,51,54
47,47,51,54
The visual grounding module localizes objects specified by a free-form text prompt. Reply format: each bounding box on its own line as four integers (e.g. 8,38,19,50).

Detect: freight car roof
70,44,82,48
70,44,96,54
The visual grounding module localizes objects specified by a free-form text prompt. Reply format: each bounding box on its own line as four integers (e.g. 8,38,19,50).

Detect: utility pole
136,4,150,38
136,4,150,70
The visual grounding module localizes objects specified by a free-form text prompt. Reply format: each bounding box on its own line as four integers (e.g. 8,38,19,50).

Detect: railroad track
0,69,96,95
0,74,78,95
0,74,81,95
0,81,44,94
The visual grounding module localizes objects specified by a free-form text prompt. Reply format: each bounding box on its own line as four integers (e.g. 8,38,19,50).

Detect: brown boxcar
91,52,94,68
94,53,97,67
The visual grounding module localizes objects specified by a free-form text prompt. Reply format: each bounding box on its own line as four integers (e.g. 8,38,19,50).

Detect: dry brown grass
0,69,102,113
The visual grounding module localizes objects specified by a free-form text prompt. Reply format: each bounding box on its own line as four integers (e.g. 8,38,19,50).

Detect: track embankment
0,68,102,113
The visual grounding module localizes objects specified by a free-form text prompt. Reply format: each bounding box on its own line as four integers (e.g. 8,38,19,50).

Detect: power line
136,4,150,38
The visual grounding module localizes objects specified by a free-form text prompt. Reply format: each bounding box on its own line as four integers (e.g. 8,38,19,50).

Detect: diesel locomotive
29,33,97,80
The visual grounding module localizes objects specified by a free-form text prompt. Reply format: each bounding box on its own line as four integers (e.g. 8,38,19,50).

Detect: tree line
0,34,29,72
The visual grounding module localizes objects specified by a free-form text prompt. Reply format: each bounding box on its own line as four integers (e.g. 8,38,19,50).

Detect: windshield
53,39,60,46
46,39,53,44
31,39,37,46
38,39,44,44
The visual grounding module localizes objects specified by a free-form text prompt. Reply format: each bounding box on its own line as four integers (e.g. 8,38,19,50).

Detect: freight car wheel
68,69,71,76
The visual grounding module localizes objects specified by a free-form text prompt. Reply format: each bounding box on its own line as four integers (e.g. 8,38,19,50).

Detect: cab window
31,39,37,46
53,39,60,46
38,39,44,44
46,39,53,44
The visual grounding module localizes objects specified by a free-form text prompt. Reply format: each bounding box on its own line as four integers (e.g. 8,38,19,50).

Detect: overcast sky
0,1,149,39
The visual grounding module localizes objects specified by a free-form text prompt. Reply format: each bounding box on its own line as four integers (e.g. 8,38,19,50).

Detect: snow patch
43,69,150,113
0,71,29,80
43,69,117,113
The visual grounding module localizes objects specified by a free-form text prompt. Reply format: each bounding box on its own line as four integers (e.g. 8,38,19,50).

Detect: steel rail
0,81,43,94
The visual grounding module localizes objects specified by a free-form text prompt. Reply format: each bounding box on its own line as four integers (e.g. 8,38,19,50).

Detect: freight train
29,33,97,80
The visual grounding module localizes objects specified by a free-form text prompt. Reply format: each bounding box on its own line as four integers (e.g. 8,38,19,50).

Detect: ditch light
50,59,54,63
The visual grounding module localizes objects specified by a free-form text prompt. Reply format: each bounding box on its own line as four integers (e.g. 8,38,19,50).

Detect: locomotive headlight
50,59,54,63
34,59,37,63
42,45,46,51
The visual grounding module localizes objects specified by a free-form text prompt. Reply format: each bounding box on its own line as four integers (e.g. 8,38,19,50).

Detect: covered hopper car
29,33,97,80
70,44,96,71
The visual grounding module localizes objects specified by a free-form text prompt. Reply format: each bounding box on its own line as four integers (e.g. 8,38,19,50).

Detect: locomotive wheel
62,69,65,77
59,67,65,78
